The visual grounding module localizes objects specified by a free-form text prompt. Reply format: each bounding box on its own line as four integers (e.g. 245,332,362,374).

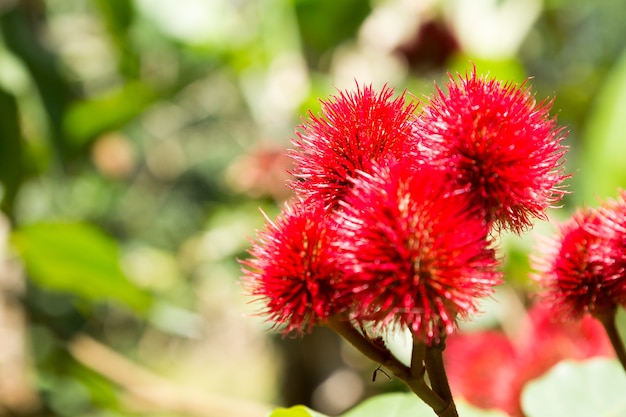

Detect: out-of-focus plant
0,0,283,415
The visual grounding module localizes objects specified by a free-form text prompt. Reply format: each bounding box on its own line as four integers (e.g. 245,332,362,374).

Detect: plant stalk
326,317,410,379
411,336,457,417
597,309,626,372
326,318,456,416
424,337,457,417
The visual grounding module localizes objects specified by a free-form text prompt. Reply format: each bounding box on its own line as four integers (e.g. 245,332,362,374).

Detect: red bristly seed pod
241,200,344,336
290,83,420,212
415,69,569,233
331,158,502,345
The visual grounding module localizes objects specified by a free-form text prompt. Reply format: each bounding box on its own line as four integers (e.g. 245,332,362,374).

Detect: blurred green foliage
12,221,151,313
0,0,625,416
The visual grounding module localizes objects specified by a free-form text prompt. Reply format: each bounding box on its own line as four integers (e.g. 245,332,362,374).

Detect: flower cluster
533,190,626,320
242,69,569,345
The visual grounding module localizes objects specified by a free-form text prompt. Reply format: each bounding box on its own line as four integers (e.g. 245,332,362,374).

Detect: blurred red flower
444,331,516,413
225,145,294,201
290,84,419,211
445,303,614,417
416,70,568,233
532,208,626,320
241,200,343,336
332,159,501,344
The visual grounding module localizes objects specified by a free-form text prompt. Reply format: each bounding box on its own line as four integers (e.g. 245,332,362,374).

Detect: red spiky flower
290,84,419,211
416,70,568,233
333,159,502,344
241,200,342,336
532,207,625,320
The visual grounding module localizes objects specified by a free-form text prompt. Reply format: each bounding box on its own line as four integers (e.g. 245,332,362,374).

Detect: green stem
424,337,457,417
411,340,426,377
326,318,455,416
409,337,456,416
404,371,450,414
597,309,626,372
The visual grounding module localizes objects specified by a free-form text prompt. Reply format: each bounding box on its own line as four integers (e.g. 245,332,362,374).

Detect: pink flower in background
416,70,568,233
444,331,517,413
445,304,614,417
516,303,614,379
532,208,625,320
290,84,419,211
332,159,501,344
241,201,342,335
225,146,294,201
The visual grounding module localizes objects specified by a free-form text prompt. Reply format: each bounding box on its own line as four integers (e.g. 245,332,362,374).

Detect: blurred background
1,0,626,416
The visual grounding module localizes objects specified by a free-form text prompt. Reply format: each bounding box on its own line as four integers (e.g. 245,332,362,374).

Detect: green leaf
0,4,75,159
270,393,509,417
455,403,511,417
522,358,626,417
63,81,156,147
269,405,329,417
93,0,140,79
447,54,527,85
294,0,371,65
343,393,509,417
0,86,23,214
12,222,151,313
343,393,432,417
578,49,626,205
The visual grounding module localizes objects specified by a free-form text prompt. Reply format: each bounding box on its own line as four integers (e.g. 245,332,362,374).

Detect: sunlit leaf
448,54,527,84
522,358,626,417
269,405,328,417
343,393,509,417
269,393,509,417
11,222,151,313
